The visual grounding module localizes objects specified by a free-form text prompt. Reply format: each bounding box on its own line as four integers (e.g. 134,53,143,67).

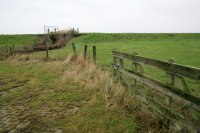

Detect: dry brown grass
61,54,168,132
7,54,31,61
62,54,127,108
6,53,59,63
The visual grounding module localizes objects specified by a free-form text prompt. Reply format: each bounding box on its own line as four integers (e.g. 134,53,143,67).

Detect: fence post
93,46,96,64
5,45,8,54
112,49,119,82
168,58,190,93
164,58,176,129
119,58,124,66
72,42,77,56
46,43,49,58
32,44,35,50
34,41,37,48
9,46,12,55
131,53,138,88
84,45,87,60
12,44,15,54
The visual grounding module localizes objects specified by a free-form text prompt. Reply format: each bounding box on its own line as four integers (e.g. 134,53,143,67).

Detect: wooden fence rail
112,50,200,132
112,51,200,80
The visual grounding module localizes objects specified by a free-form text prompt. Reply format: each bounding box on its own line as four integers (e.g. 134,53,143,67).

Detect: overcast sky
0,0,200,34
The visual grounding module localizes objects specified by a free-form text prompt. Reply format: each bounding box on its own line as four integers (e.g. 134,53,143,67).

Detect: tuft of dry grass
7,54,31,61
7,53,59,63
61,54,167,132
62,54,127,108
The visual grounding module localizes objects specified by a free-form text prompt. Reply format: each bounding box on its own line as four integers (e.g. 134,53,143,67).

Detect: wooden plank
112,64,200,111
5,45,8,54
9,46,12,55
112,51,200,80
93,46,96,64
45,43,49,58
84,45,87,60
72,42,76,56
12,44,15,54
136,95,200,131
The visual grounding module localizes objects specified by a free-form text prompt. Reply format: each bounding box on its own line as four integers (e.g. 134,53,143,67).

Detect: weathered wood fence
112,50,200,132
72,43,96,63
0,45,16,59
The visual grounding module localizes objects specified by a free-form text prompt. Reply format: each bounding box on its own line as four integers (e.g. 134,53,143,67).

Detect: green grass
0,60,138,132
1,33,200,131
28,33,200,96
72,33,200,67
0,34,42,50
1,33,200,95
29,33,200,66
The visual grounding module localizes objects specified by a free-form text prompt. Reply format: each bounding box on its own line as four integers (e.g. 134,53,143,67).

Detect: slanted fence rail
112,50,200,132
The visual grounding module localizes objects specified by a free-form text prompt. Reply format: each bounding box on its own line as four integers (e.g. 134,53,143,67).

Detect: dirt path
0,76,81,132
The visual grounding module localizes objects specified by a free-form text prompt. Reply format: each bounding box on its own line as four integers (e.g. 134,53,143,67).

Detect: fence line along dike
0,29,78,60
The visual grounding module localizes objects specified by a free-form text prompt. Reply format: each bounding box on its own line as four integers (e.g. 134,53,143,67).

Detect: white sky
0,0,200,34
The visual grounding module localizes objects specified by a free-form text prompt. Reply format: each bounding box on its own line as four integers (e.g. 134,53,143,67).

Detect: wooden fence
72,43,96,63
112,50,200,132
0,31,74,60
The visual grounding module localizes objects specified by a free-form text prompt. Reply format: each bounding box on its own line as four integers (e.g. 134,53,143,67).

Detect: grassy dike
29,33,200,97
0,34,41,49
30,33,200,67
0,35,41,57
0,33,200,132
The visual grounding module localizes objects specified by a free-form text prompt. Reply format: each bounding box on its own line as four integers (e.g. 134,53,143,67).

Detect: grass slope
72,33,200,67
29,33,200,66
0,34,42,50
1,33,199,132
28,33,200,97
